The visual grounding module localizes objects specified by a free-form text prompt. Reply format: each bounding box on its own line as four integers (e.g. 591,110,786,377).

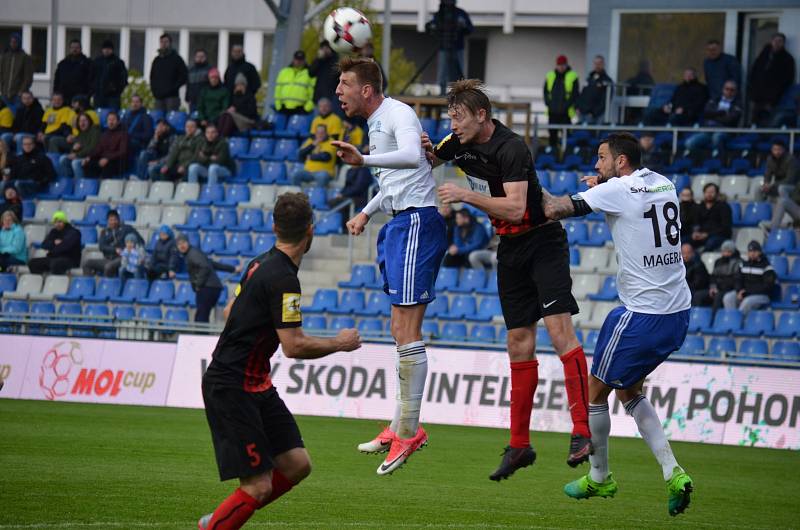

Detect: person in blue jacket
443,207,488,268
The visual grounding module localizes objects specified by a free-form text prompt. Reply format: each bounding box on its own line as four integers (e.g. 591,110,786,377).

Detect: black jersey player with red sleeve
198,193,361,530
430,79,593,483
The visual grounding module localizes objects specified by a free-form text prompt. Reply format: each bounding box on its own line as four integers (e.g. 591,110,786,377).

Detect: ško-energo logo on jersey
630,184,675,193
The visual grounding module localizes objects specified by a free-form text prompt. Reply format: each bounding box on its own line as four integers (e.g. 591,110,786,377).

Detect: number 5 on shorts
246,443,261,467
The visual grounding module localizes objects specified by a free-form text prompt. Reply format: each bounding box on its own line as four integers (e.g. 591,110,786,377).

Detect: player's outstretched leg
623,394,692,516
565,401,616,499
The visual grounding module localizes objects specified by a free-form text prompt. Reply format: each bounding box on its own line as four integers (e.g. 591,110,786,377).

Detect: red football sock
263,470,294,506
207,488,260,530
509,359,539,448
560,346,591,438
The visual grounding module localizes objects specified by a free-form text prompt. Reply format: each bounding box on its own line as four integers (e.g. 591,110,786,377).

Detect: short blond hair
447,79,492,119
338,56,383,94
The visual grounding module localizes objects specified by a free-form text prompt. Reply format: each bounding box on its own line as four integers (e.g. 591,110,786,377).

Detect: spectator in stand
122,94,153,157
4,91,43,150
681,243,709,302
10,135,54,197
53,39,93,107
679,187,699,243
291,124,336,187
75,111,128,178
691,182,732,252
58,113,100,178
274,50,314,116
160,118,202,181
136,118,174,180
309,97,343,140
0,210,25,271
186,49,211,113
684,80,742,156
146,225,180,280
70,94,100,126
0,33,33,107
28,210,81,274
626,59,654,96
748,33,796,127
118,233,145,282
639,132,665,173
48,96,98,154
760,138,798,201
703,39,741,101
149,34,188,112
723,241,777,315
426,0,473,95
216,74,258,137
646,68,708,126
0,184,22,220
439,204,456,247
197,68,229,128
443,208,489,268
769,177,800,231
0,136,13,186
224,45,261,97
84,209,144,277
91,40,128,110
37,92,75,152
0,100,12,135
327,166,374,214
175,232,236,323
309,41,340,110
341,118,365,150
544,55,579,149
693,239,740,310
576,55,613,125
187,123,234,185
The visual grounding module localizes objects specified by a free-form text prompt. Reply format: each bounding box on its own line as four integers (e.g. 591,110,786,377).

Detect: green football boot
564,473,618,499
666,466,693,516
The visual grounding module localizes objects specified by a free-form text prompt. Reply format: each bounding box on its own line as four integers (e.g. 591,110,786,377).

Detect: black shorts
202,379,305,481
496,222,579,329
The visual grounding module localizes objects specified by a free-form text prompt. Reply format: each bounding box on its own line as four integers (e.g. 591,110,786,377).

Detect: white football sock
395,341,427,439
625,395,680,481
588,402,611,483
389,353,401,433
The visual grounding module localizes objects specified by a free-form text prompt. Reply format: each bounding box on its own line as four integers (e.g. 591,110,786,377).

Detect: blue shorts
376,206,447,306
592,306,689,389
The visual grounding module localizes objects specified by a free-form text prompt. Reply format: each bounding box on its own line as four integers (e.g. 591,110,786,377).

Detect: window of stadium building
31,27,48,73
90,29,120,59
618,12,726,84
129,30,145,74
189,32,218,66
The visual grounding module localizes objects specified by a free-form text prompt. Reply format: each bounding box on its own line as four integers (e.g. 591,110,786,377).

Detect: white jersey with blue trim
578,167,692,315
360,97,437,216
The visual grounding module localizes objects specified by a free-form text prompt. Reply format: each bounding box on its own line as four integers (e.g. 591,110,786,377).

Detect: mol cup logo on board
39,341,83,400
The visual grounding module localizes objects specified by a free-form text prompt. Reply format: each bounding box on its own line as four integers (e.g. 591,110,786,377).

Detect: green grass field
1,399,798,529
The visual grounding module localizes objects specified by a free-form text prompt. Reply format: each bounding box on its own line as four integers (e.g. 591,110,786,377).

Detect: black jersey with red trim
203,247,302,392
433,119,547,235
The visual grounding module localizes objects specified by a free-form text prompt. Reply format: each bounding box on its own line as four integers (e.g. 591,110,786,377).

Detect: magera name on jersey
643,250,682,268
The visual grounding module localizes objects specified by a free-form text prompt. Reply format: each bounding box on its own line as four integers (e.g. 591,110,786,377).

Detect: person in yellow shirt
37,92,76,151
309,98,343,140
341,118,365,150
0,100,13,132
291,124,337,187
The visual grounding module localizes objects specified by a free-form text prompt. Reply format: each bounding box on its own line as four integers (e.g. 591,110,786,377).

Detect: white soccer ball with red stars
323,7,373,54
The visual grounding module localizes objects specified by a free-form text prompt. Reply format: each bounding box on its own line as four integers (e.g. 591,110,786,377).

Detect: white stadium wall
2,334,798,451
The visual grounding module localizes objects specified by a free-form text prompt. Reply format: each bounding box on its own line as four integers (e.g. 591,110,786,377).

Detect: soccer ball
323,7,373,54
39,341,82,401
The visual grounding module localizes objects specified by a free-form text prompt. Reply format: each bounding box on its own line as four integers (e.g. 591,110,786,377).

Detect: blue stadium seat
208,208,238,231
563,220,589,245
329,290,365,315
165,308,189,323
113,305,136,321
221,184,250,206
667,174,691,192
440,294,478,320
441,322,467,342
147,109,164,122
421,321,440,339
248,233,276,256
719,157,752,175
138,306,163,321
188,184,225,207
355,291,391,317
707,337,736,357
117,203,136,223
201,232,227,255
140,280,175,306
258,161,288,184
435,267,459,291
588,276,618,301
787,258,800,281
536,326,552,348
678,335,705,357
736,310,774,337
31,302,55,316
182,230,201,248
419,117,437,135
4,300,29,314
315,213,342,235
358,318,384,337
0,273,17,295
110,278,150,303
773,341,800,362
339,264,378,288
308,187,329,210
302,289,338,313
688,306,713,333
235,160,262,183
228,137,250,158
663,157,691,174
475,270,498,295
551,172,579,195
770,255,789,280
772,284,800,309
468,296,502,322
217,232,252,256
275,114,313,139
551,154,583,172
165,283,196,308
166,111,187,133
585,329,600,352
764,228,796,254
57,302,82,318
22,200,35,218
536,153,556,170
469,324,496,343
569,247,580,266
268,136,302,161
261,111,287,132
330,316,356,330
432,118,451,142
451,268,487,293
84,303,110,318
689,158,722,175
709,308,743,335
39,177,74,200
425,295,449,318
586,223,612,246
238,137,275,160
235,208,264,232
57,277,95,302
176,207,213,231
74,203,110,227
303,315,327,330
766,312,800,338
84,277,121,302
78,226,97,244
646,83,677,111
62,178,99,201
738,339,769,359
738,202,772,227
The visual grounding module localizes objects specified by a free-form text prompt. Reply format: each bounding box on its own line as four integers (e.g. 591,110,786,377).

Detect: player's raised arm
438,180,528,224
277,326,361,359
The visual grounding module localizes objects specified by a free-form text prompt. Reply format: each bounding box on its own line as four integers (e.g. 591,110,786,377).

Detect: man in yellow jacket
37,92,76,150
291,124,337,187
544,55,579,149
274,50,315,116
